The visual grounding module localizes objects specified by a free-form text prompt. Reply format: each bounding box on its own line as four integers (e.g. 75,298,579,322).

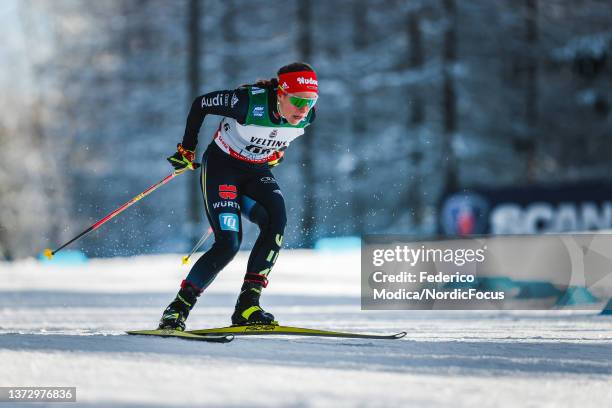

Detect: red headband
277,70,318,94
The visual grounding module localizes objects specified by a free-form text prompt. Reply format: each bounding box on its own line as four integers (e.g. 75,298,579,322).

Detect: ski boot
158,283,200,331
231,283,277,326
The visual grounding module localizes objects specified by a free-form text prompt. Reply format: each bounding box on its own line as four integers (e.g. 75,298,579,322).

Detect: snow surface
1,250,611,407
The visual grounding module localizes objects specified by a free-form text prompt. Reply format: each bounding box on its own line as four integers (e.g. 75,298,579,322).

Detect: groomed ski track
1,250,611,407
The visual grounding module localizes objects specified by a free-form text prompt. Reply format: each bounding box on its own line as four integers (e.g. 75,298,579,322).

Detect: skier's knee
213,234,242,264
222,234,242,257
270,210,287,233
249,204,269,231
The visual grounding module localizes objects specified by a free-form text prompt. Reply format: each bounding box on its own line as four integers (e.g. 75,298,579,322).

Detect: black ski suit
181,85,315,291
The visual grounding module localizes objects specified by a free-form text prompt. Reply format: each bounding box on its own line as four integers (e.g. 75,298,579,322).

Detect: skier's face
278,91,318,125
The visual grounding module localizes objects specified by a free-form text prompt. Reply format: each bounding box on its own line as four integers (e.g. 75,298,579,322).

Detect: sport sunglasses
278,85,318,109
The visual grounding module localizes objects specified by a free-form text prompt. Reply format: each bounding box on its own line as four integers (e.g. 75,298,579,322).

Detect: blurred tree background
0,0,611,259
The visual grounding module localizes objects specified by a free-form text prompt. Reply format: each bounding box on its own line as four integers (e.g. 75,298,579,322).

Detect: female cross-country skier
158,62,318,331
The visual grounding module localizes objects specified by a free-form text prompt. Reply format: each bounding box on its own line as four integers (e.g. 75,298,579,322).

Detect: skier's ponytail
254,78,279,88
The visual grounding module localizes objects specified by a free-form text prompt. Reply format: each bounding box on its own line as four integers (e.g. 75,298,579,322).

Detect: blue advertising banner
439,182,612,235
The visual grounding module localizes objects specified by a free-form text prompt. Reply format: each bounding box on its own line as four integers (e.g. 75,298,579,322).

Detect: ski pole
43,165,198,260
182,226,213,265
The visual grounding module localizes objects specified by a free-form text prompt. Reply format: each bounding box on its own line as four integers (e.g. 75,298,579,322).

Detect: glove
167,143,197,170
267,148,286,168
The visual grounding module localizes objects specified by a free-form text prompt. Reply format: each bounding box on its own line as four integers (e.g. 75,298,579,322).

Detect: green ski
188,325,407,340
126,329,234,343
